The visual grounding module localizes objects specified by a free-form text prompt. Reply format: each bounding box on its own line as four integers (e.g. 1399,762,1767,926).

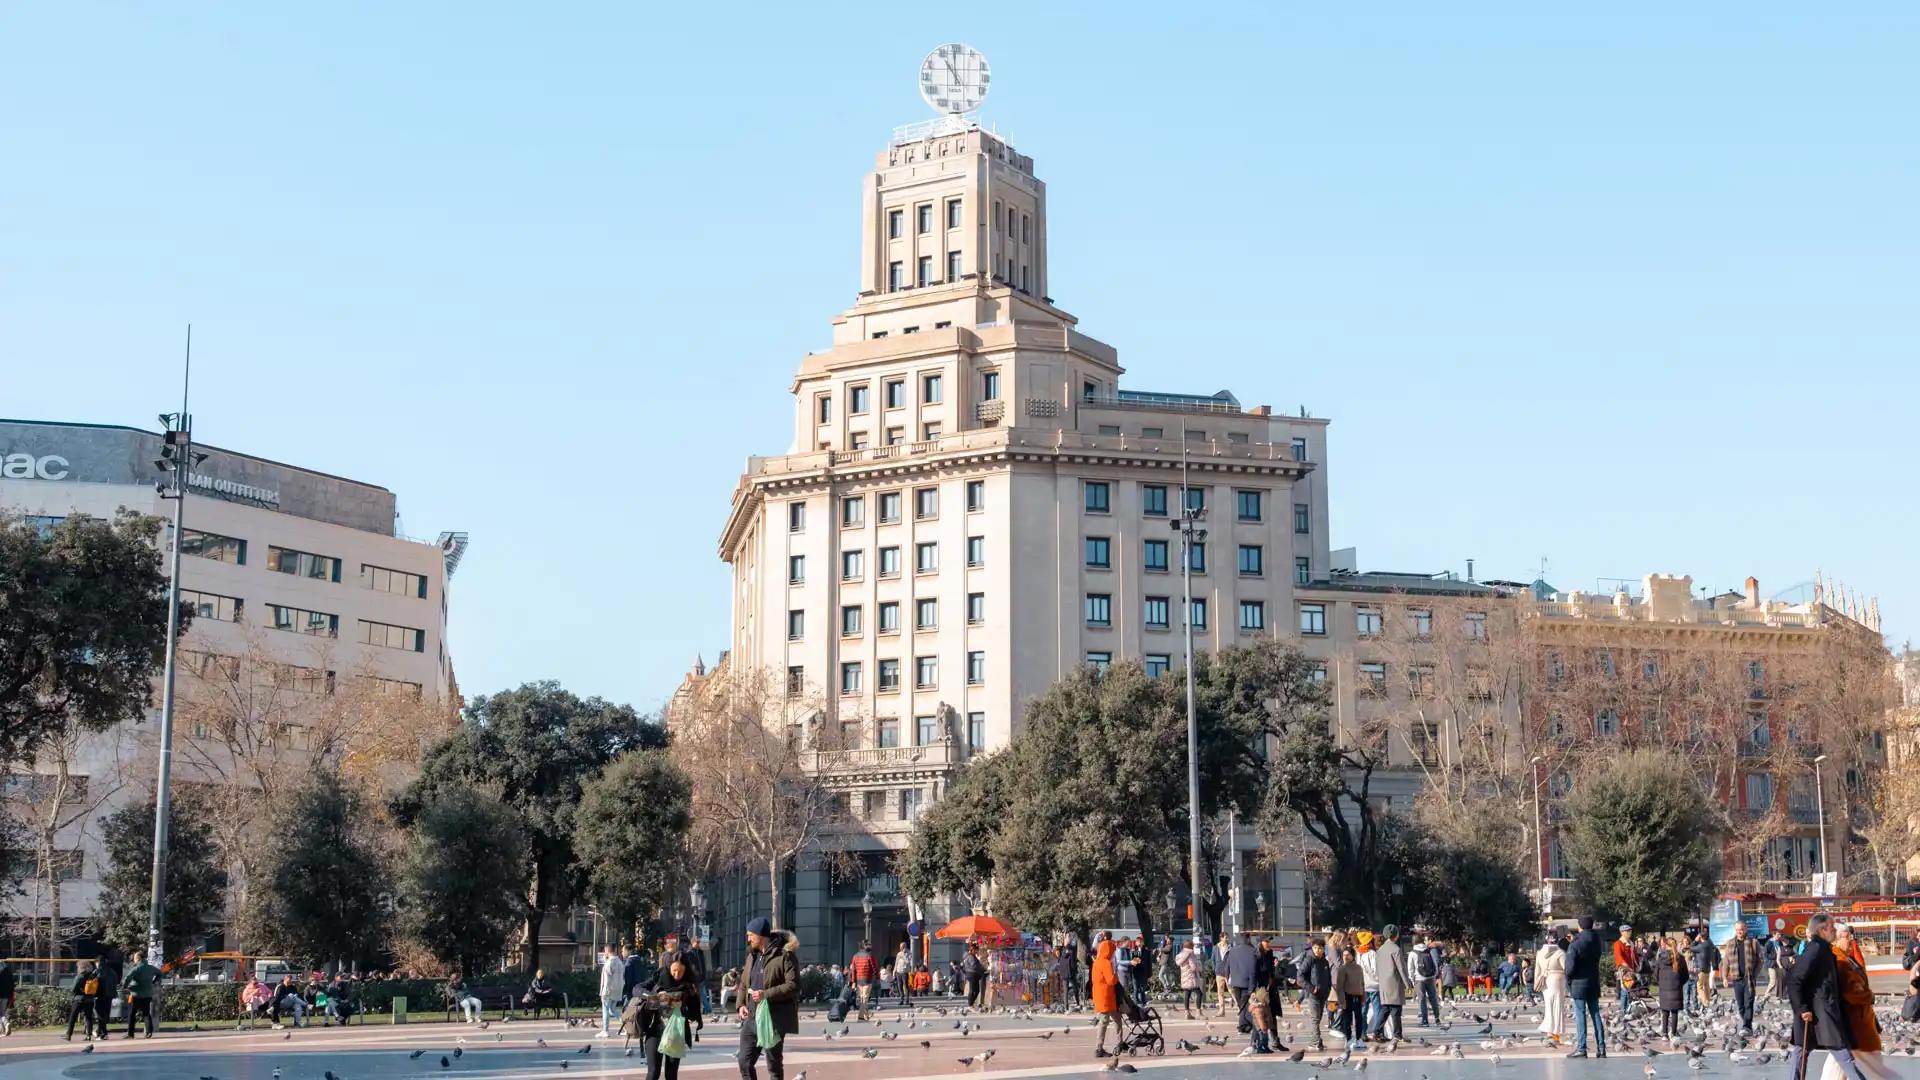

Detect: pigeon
440,1057,450,1068
454,1047,463,1058
577,1044,592,1054
1040,1031,1055,1040
862,1047,880,1059
1239,1046,1259,1058
882,1031,899,1041
537,1038,549,1048
1355,1057,1369,1071
410,1050,426,1060
283,1032,292,1041
559,1063,570,1070
958,1054,980,1066
1179,1039,1202,1054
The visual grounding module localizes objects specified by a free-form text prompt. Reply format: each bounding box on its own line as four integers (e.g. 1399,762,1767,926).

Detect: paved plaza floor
3,996,1920,1080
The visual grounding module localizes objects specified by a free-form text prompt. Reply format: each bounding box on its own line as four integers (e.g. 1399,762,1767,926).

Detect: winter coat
743,931,800,1036
1719,936,1764,984
600,955,624,999
1176,947,1203,990
1655,950,1689,1012
1092,940,1120,1015
1335,957,1365,998
1409,944,1437,984
1835,947,1881,1053
1534,943,1566,993
1224,941,1258,989
1788,936,1852,1050
1565,930,1603,1001
1301,954,1333,999
1374,941,1412,1007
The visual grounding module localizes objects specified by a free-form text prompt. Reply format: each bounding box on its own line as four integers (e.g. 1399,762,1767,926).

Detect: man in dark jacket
64,961,98,1041
1719,921,1764,1034
1224,934,1259,1025
1564,916,1606,1058
1789,914,1870,1080
737,917,799,1080
0,958,15,1036
1300,939,1333,1051
122,951,161,1039
1059,937,1082,1008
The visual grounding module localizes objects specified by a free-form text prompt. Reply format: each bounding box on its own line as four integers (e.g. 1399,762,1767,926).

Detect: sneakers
1565,1050,1587,1058
595,1031,610,1039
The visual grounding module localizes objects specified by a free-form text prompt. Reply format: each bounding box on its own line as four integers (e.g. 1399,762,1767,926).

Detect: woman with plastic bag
625,953,701,1080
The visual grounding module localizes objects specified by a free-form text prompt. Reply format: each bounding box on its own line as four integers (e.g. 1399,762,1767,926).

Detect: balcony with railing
809,739,958,775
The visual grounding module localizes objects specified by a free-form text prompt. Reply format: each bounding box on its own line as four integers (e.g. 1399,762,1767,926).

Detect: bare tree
2,726,127,978
669,666,846,929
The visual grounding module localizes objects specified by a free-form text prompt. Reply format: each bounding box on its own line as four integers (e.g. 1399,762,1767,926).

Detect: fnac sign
0,453,70,480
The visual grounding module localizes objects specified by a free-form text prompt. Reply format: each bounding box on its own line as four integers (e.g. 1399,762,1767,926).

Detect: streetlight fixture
862,891,875,948
1529,754,1546,889
1812,753,1830,889
1172,441,1207,948
1255,892,1267,930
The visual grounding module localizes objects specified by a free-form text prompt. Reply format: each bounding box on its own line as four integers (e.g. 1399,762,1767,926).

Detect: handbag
659,1011,689,1058
754,999,780,1048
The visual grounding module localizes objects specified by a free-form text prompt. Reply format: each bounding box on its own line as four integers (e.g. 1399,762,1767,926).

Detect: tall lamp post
862,891,875,949
1812,753,1830,889
1529,754,1546,888
1172,447,1207,949
1255,892,1267,931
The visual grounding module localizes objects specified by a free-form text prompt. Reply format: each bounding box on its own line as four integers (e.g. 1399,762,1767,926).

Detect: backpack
82,976,99,996
1417,950,1437,979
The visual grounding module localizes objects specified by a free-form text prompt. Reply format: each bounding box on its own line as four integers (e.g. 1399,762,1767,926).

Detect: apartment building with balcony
708,120,1330,962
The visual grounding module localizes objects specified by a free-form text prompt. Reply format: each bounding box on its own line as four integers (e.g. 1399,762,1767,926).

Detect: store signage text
0,453,70,480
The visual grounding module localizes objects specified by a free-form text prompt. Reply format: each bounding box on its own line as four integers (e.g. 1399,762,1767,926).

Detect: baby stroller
1115,994,1164,1056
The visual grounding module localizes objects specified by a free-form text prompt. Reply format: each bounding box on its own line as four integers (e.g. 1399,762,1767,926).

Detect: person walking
1334,946,1365,1044
1613,925,1640,1018
1091,938,1121,1058
1224,933,1258,1029
122,950,161,1040
0,957,15,1036
640,952,701,1080
1565,916,1606,1058
1409,938,1440,1026
1721,920,1764,1035
735,917,798,1080
1536,934,1568,1044
893,942,913,1007
1058,936,1082,1010
64,960,99,1042
1355,930,1381,1035
1175,937,1205,1018
1655,937,1689,1041
1789,914,1871,1080
1301,939,1333,1051
1688,926,1718,1012
960,945,987,1010
598,943,626,1038
848,941,878,1021
1259,939,1291,1052
92,949,122,1041
1773,929,1797,1000
1821,925,1898,1080
1371,924,1411,1044
1213,933,1233,1017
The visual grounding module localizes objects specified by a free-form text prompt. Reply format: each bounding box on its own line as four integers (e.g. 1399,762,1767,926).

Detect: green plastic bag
754,999,780,1048
659,1011,689,1058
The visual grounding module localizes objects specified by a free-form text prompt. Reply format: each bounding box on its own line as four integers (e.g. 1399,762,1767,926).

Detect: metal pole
1530,755,1546,887
147,325,191,966
1227,807,1240,936
1179,432,1203,947
1813,754,1830,886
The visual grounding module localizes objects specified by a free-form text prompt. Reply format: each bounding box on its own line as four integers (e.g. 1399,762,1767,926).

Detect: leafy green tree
573,750,691,936
237,772,390,969
1560,749,1724,927
94,794,226,957
896,752,1011,904
396,787,527,978
393,682,664,970
0,512,184,768
1392,816,1538,949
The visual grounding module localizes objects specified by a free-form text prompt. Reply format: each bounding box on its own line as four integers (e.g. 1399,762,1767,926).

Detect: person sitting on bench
523,969,564,1016
447,971,483,1024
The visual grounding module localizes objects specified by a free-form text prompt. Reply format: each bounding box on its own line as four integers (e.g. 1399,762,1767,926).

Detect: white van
253,959,296,984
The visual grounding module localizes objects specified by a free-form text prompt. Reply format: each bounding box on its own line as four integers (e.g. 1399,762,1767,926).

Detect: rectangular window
887,208,903,238
917,203,933,233
883,379,906,409
1356,607,1383,637
179,528,248,565
967,651,985,685
1189,598,1208,630
1145,655,1171,679
1098,424,1121,436
1295,556,1311,585
1239,601,1266,631
878,658,900,690
1086,651,1112,674
269,604,338,638
1084,536,1111,569
915,655,938,689
787,555,805,584
888,261,903,292
967,592,985,624
915,542,938,573
357,618,422,651
915,597,938,630
966,479,985,511
787,665,804,696
1409,664,1435,698
916,255,932,287
842,496,865,527
1021,213,1030,242
268,545,341,582
916,713,938,745
849,384,870,414
922,374,943,403
966,535,985,567
1085,593,1112,626
878,491,902,523
1188,541,1206,573
1359,661,1388,697
878,602,900,634
1142,427,1163,439
817,395,832,424
878,718,900,748
878,547,901,577
848,432,867,450
921,421,942,440
947,250,962,282
947,198,963,229
841,604,862,637
1144,596,1170,629
840,662,862,694
914,486,938,519
901,787,923,821
1142,484,1168,516
1083,481,1110,513
1235,489,1263,522
841,549,864,581
1237,544,1263,576
981,371,1000,401
967,712,986,753
883,428,904,447
180,589,243,622
1294,502,1311,534
1407,608,1433,638
1291,437,1308,461
1143,539,1169,572
1183,486,1206,514
1019,265,1029,291
786,609,805,641
1298,603,1327,635
362,564,428,598
1008,206,1018,235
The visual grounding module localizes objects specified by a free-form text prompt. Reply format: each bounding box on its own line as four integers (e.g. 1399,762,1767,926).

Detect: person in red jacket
1612,925,1640,1018
848,941,879,1021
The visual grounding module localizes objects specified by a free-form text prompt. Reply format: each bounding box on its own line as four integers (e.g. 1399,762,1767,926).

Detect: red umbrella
935,915,1019,941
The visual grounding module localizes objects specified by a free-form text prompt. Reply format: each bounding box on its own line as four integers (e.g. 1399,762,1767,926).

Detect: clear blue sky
4,4,1914,711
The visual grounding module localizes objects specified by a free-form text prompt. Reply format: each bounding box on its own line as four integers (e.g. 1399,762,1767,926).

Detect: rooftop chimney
1745,576,1760,608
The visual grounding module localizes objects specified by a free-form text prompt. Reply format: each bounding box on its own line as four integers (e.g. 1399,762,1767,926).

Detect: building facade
0,418,462,947
709,122,1331,962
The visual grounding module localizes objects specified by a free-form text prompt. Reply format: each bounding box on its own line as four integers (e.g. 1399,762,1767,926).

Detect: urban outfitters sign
0,453,71,480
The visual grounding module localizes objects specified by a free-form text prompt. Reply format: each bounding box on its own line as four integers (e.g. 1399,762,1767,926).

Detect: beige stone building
710,122,1330,960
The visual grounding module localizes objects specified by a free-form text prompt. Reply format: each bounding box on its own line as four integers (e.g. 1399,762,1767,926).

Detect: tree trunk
768,857,782,928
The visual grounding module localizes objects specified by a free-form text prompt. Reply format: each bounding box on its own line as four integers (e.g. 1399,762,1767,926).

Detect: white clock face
919,43,990,115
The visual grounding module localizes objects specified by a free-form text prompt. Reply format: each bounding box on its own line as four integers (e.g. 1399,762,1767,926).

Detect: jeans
457,996,481,1022
602,995,620,1034
1729,979,1754,1031
1182,988,1204,1011
1364,989,1380,1034
273,996,307,1026
1418,981,1440,1025
1683,978,1698,1012
126,996,154,1037
1573,995,1605,1054
1338,995,1363,1040
736,1016,783,1080
1307,994,1327,1046
1618,984,1633,1015
1231,986,1252,1027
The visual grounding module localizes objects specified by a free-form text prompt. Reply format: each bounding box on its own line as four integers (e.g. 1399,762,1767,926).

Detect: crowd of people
60,949,162,1042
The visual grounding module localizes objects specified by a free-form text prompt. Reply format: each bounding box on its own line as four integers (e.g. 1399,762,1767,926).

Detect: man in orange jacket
1612,925,1639,1017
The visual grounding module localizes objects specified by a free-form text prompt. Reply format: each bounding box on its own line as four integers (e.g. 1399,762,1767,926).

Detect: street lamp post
1813,753,1830,888
1255,892,1267,931
862,891,875,949
1172,448,1207,951
1529,754,1546,888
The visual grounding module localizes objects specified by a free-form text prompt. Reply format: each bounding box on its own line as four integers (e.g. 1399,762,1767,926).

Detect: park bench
446,985,570,1023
